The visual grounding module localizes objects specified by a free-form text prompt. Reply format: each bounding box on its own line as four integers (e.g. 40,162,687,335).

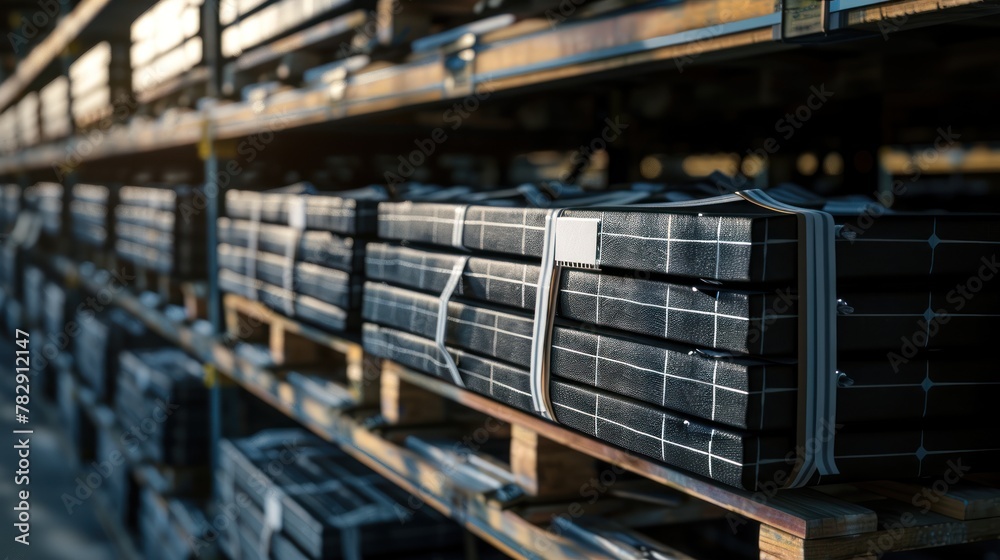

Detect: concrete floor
0,360,117,560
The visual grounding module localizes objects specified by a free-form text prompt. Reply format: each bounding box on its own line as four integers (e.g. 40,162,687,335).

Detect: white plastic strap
525,192,838,487
134,362,151,393
264,491,282,530
529,210,603,419
739,189,839,487
529,209,565,420
436,257,469,387
451,205,469,249
281,231,300,317
288,196,307,230
283,196,307,316
246,196,262,301
260,489,282,558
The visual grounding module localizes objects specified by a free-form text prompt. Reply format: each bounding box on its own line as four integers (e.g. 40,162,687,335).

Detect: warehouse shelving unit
3,0,1000,173
41,255,1000,559
4,0,1000,558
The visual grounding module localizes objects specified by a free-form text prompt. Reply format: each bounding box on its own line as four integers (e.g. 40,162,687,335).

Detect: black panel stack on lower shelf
115,185,207,279
0,183,19,231
91,343,228,551
139,488,220,560
218,428,465,560
364,192,1000,490
0,185,21,315
71,183,114,250
21,264,45,332
75,306,161,402
115,348,211,467
218,185,379,333
24,182,63,238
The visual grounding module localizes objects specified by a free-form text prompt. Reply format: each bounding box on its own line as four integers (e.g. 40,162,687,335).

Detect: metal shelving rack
4,0,1000,558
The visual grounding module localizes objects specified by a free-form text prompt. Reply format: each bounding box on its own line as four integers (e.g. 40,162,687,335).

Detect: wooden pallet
77,245,117,270
103,282,1000,559
216,348,714,558
381,361,1000,560
179,281,208,321
221,293,372,404
129,265,175,300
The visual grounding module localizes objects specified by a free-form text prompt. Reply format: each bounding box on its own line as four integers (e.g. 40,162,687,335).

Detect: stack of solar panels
42,277,78,353
16,92,39,148
218,428,461,560
364,190,1000,490
22,265,46,328
39,76,72,140
218,186,377,333
24,182,62,237
75,307,160,402
35,277,74,398
93,405,138,528
57,360,94,461
0,109,16,154
139,488,219,560
220,0,372,59
71,183,112,249
70,41,131,129
115,185,206,278
0,185,19,298
0,184,19,233
131,0,207,102
115,348,209,466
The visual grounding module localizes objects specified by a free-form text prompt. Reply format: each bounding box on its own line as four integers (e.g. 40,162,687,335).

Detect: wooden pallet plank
859,480,1000,521
180,281,207,321
383,361,876,539
381,366,448,425
269,324,321,366
213,347,616,558
760,499,1000,560
510,424,597,500
347,347,379,406
222,293,362,370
